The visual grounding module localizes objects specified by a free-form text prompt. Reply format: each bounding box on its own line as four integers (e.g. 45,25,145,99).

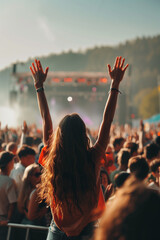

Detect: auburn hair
39,114,97,216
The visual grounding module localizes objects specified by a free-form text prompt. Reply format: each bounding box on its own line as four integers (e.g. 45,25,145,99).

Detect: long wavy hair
18,163,40,213
39,113,97,216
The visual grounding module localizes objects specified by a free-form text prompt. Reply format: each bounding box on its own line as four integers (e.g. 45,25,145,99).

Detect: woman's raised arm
96,56,129,152
30,59,53,146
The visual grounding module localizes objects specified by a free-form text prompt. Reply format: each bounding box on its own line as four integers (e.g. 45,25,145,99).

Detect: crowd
0,57,160,240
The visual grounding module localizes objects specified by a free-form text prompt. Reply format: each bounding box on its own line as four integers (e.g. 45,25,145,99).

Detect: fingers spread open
32,62,37,73
123,64,129,72
120,58,125,69
30,66,35,76
116,57,120,68
107,64,111,73
35,59,39,71
118,56,122,68
38,60,43,72
45,67,49,76
114,57,119,69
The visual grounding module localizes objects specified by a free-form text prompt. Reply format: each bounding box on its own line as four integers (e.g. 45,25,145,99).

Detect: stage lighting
67,96,73,102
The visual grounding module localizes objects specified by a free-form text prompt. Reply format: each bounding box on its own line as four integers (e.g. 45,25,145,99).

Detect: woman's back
39,114,100,212
39,139,105,235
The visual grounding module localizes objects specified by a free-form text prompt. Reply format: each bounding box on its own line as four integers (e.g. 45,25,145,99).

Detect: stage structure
10,70,127,125
12,71,109,97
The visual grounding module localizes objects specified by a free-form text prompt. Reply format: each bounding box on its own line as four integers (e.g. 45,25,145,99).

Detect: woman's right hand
30,59,49,89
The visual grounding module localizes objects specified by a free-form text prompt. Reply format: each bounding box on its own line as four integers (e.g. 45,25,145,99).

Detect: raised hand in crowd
20,120,29,147
108,56,129,86
97,56,129,151
22,120,28,134
30,60,52,145
30,59,49,89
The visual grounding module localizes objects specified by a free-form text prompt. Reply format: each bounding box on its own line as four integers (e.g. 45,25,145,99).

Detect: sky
0,0,160,70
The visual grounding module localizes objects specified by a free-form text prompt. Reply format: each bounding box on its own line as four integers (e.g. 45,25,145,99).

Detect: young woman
30,56,129,239
17,163,41,222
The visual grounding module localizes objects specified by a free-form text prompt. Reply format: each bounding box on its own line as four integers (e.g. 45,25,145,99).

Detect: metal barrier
7,223,48,240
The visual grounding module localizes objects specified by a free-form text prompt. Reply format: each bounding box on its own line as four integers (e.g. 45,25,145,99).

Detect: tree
138,88,159,119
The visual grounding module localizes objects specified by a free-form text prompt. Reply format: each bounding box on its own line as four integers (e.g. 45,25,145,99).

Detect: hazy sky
0,0,160,70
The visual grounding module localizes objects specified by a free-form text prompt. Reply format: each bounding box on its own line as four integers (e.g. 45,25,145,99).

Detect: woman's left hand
30,59,49,89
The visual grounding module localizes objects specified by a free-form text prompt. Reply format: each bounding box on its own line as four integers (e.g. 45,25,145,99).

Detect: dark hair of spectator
112,137,125,148
117,148,131,167
123,141,138,156
25,136,34,146
95,176,160,240
0,151,15,170
145,143,159,160
128,156,149,180
150,159,160,173
115,172,130,188
17,145,36,159
33,137,42,146
155,136,160,147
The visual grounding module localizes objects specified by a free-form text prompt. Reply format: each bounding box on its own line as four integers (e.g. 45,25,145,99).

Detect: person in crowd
10,145,36,192
110,148,130,186
0,151,17,240
17,163,48,239
144,142,160,165
101,144,116,175
155,136,160,148
27,187,50,225
0,139,3,152
6,142,18,155
148,159,160,192
114,171,130,189
138,119,145,153
30,56,129,239
6,142,19,163
100,168,111,190
20,120,43,161
128,156,149,181
1,142,7,151
95,176,160,240
123,141,138,157
112,137,125,167
107,172,130,205
26,187,50,240
100,168,113,201
17,163,41,223
25,136,34,147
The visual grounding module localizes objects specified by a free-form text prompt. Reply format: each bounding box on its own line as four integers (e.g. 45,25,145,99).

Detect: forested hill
1,34,160,118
